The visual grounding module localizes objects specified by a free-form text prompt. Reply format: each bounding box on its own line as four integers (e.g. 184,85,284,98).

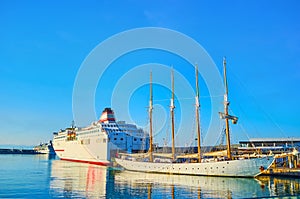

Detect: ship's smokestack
99,108,116,123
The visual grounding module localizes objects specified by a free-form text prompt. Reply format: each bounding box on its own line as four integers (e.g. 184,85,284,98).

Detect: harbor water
0,154,300,198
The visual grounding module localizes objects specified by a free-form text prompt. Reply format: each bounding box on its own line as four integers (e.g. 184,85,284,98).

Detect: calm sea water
0,154,299,198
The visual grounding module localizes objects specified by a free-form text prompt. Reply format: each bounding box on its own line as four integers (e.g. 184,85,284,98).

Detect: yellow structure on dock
264,149,300,177
238,138,300,177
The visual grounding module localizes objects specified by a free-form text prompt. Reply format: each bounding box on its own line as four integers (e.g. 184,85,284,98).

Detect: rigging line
238,123,261,154
214,120,225,147
228,104,260,140
153,95,224,102
227,66,287,138
187,110,196,149
218,118,227,149
227,105,261,154
153,98,192,102
200,95,224,98
164,110,170,147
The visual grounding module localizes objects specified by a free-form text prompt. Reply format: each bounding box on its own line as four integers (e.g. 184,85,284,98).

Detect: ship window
120,138,123,141
134,138,137,141
140,138,142,141
114,138,117,140
83,139,90,145
103,138,106,143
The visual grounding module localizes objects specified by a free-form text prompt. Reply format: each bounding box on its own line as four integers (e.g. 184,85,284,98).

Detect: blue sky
0,1,299,146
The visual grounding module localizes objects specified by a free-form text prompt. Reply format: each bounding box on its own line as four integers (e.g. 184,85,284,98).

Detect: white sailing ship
115,58,274,177
52,108,149,166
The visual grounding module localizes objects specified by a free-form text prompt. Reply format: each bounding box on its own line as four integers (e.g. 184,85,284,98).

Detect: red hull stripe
60,158,110,166
55,149,65,152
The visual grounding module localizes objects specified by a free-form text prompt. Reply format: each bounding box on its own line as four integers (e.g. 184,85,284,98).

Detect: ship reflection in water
50,160,107,198
50,160,300,198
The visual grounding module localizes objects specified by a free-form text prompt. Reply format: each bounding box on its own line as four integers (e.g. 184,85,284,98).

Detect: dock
0,148,40,154
263,168,300,177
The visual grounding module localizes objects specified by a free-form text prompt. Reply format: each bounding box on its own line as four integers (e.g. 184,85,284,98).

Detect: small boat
33,141,56,155
115,58,274,177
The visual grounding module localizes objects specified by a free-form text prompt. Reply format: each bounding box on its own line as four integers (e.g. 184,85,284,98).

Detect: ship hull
53,133,111,166
115,156,274,177
60,158,110,166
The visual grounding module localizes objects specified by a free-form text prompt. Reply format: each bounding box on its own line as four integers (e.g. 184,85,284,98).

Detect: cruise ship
52,108,149,166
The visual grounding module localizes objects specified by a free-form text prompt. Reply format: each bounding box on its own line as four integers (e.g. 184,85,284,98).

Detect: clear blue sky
0,1,299,146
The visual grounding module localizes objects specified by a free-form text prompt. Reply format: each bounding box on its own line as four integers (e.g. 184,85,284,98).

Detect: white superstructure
52,108,149,166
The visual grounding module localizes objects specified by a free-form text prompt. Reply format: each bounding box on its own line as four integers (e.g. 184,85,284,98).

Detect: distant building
238,138,300,154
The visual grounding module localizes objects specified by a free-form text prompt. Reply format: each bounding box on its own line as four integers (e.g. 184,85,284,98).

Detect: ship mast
148,71,153,162
219,57,238,159
223,58,231,159
170,69,175,161
195,64,201,163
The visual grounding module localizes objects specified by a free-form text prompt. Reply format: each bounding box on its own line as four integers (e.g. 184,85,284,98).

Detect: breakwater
0,148,39,154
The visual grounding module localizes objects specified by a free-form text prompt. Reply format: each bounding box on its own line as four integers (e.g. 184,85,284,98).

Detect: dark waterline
0,154,299,198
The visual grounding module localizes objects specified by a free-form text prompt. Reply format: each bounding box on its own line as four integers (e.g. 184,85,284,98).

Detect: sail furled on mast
218,57,238,159
195,64,201,163
148,71,153,162
170,68,175,161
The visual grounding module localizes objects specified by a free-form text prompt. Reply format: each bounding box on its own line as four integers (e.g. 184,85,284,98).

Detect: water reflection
114,171,265,198
49,160,300,198
50,160,107,198
257,176,300,197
